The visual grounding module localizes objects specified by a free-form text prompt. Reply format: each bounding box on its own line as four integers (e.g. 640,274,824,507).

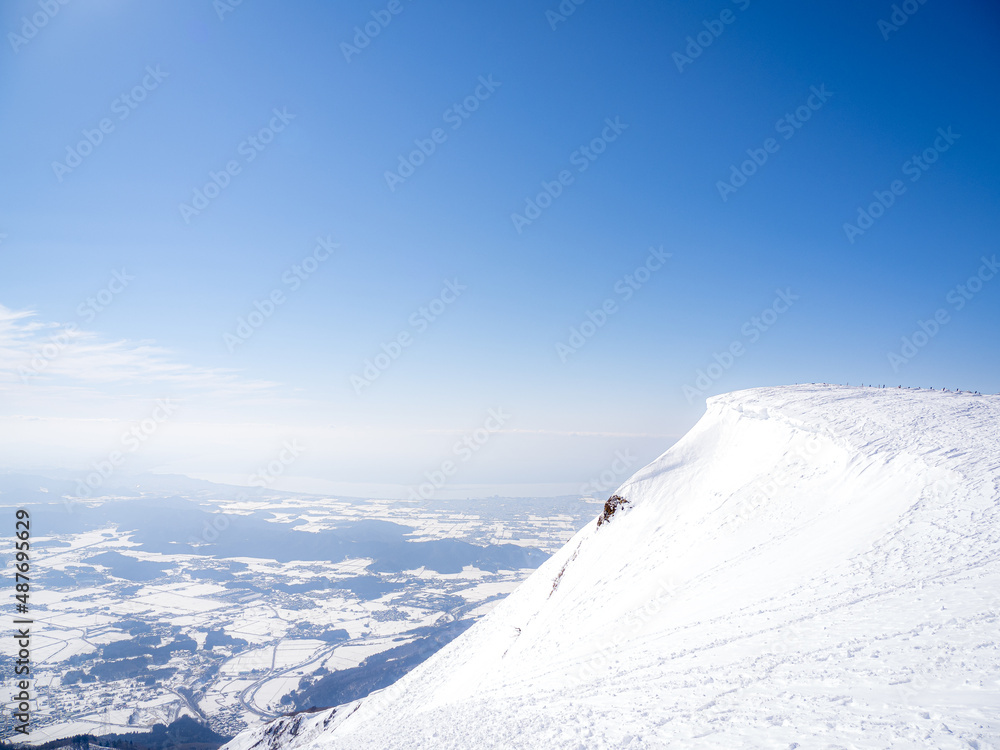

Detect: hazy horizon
2,0,997,500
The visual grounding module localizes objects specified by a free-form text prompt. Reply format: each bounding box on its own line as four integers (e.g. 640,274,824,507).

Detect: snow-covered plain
223,385,1000,749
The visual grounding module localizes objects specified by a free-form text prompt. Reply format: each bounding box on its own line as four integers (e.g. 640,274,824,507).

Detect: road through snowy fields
224,385,1000,750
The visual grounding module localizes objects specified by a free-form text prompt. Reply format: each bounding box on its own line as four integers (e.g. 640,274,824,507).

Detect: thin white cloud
502,428,679,438
0,305,281,411
0,304,277,397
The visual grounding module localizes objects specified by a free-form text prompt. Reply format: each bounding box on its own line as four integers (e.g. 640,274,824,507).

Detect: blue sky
1,0,998,497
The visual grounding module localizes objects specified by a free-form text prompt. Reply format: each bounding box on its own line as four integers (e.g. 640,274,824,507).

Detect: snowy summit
224,385,1000,749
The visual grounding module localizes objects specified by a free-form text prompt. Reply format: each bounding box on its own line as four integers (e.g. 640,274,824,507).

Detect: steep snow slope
224,385,1000,749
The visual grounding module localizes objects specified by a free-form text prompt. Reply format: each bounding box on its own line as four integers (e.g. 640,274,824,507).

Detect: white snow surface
223,385,1000,749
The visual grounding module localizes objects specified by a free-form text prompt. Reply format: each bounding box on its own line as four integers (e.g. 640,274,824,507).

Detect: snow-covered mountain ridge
224,385,1000,749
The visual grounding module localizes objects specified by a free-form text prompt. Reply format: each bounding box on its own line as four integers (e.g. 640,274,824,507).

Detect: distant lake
30,497,548,574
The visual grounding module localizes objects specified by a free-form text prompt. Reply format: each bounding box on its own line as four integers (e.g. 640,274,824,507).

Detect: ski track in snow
224,385,1000,750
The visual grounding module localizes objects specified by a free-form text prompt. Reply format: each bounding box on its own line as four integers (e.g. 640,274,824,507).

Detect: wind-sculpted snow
224,385,1000,749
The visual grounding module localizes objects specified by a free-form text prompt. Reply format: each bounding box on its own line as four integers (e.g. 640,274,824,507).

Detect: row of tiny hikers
807,383,988,395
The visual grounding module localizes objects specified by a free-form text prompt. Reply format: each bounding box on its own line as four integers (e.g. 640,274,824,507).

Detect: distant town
0,476,598,745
